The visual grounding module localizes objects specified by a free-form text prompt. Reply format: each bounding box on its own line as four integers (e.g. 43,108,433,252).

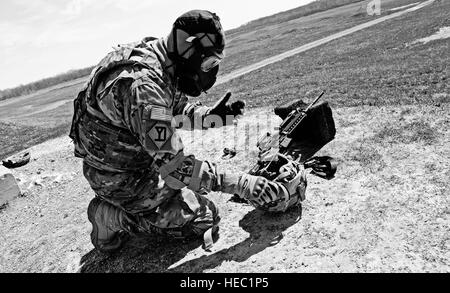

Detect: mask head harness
168,10,225,97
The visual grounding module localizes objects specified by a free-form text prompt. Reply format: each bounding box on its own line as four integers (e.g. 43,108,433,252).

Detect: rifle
249,91,337,180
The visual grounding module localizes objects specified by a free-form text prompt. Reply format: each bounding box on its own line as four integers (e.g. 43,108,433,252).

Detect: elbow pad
159,152,219,193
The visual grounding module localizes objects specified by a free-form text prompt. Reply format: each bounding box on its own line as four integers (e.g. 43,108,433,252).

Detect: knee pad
180,189,220,237
144,189,220,239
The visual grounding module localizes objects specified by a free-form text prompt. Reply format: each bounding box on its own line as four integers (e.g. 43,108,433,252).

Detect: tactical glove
208,92,246,121
235,158,307,212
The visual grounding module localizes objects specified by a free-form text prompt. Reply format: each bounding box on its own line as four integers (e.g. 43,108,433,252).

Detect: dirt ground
1,104,448,273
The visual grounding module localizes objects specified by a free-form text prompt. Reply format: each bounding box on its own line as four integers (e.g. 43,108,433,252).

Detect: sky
0,0,315,90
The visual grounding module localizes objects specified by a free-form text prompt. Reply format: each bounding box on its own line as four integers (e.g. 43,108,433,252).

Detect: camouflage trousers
83,162,220,249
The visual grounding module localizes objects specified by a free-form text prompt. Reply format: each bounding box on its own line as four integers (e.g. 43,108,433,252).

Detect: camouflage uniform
70,37,237,251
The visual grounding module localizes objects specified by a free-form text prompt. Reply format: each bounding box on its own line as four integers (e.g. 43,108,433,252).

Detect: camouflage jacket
70,37,237,196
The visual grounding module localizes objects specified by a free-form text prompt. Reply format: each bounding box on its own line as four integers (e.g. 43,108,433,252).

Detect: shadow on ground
79,206,302,273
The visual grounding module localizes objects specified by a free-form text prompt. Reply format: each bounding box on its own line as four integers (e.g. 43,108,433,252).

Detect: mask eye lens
201,56,221,72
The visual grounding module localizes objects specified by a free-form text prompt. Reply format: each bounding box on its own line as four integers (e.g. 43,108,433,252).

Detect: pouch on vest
69,85,90,158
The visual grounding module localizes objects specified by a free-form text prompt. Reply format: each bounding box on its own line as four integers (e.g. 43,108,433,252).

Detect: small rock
436,218,445,224
34,179,44,187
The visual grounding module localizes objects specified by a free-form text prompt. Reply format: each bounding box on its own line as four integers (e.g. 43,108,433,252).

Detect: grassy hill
0,67,94,102
226,0,364,35
0,0,364,101
0,0,448,161
206,0,449,108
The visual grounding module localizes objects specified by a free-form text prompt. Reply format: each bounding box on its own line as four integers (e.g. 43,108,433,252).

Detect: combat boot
87,197,135,252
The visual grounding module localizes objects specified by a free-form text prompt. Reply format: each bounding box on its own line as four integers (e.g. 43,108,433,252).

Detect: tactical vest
69,37,167,172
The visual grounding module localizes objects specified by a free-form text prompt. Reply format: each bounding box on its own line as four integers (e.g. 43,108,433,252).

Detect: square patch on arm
151,106,172,122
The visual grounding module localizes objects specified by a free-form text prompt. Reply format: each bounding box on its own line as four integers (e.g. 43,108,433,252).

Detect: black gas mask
167,8,226,97
170,29,223,97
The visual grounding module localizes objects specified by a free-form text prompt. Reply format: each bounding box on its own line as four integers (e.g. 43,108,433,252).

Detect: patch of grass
406,121,438,145
429,173,450,198
424,162,437,173
349,139,386,171
373,121,438,145
0,202,8,211
0,121,71,160
400,108,413,116
337,117,358,128
385,174,403,185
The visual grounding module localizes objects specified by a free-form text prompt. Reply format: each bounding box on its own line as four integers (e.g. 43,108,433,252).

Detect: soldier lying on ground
69,10,307,252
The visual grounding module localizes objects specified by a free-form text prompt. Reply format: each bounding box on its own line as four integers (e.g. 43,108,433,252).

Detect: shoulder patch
148,121,173,149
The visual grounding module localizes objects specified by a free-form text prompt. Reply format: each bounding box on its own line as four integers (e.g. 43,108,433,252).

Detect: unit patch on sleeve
148,122,174,149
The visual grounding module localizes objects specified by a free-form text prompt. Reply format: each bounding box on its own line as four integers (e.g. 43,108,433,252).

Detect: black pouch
275,100,336,162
